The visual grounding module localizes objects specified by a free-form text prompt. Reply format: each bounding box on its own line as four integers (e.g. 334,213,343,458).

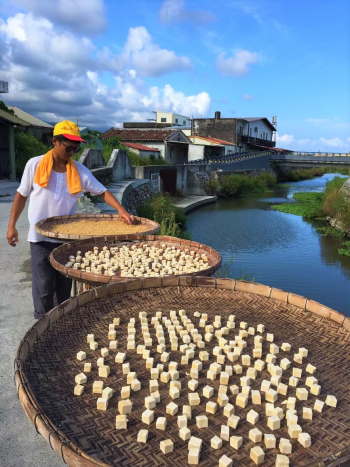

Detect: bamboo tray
49,235,222,285
15,278,350,467
35,214,160,240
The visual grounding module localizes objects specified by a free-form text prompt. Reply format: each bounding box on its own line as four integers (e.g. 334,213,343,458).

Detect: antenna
76,116,79,126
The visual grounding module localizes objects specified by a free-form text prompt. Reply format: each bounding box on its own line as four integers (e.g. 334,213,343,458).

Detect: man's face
53,137,80,162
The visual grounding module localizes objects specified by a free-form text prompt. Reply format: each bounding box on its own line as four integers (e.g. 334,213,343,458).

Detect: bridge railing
290,152,350,157
187,149,283,165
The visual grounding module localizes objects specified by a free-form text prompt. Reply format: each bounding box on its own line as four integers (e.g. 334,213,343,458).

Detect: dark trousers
30,241,72,319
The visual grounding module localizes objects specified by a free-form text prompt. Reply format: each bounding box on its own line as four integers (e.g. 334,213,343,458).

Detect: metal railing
187,149,284,165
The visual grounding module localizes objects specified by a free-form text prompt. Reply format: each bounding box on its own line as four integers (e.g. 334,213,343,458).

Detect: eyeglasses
61,141,81,154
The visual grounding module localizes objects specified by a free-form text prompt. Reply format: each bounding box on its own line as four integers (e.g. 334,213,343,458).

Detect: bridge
270,152,350,169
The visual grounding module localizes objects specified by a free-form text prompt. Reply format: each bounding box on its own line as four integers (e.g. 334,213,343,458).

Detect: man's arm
99,190,134,225
6,193,28,246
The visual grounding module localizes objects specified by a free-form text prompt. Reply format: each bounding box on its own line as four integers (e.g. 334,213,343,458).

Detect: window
261,133,263,138
175,118,178,123
161,117,167,122
183,120,186,125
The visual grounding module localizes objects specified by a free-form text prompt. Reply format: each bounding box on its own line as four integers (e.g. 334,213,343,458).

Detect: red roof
123,142,159,152
101,128,176,142
203,136,235,145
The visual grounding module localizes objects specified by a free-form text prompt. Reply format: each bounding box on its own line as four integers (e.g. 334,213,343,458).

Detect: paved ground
171,194,217,213
0,184,64,467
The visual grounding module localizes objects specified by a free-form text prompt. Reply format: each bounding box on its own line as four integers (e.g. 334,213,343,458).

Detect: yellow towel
34,149,82,194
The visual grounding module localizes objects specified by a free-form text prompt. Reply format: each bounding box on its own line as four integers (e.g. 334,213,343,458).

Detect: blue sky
0,0,349,151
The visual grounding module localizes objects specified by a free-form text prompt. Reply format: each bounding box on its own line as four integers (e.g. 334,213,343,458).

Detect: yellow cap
53,120,86,142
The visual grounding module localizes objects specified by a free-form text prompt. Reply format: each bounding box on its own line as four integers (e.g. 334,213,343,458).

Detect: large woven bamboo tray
15,278,350,467
49,235,222,285
35,214,160,240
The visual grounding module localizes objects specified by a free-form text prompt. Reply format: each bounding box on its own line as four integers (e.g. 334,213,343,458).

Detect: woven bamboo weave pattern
21,286,350,467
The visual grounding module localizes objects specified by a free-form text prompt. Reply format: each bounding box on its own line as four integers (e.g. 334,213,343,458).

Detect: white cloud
159,0,215,24
319,137,348,148
216,50,259,77
276,133,350,151
241,94,254,100
13,0,107,35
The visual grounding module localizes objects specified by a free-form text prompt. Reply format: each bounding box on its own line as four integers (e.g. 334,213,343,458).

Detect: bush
258,172,277,187
221,174,270,196
322,177,350,230
204,178,219,195
15,129,51,176
221,174,242,196
286,167,326,182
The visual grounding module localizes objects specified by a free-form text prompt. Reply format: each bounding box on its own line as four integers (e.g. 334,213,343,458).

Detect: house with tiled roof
188,135,236,160
101,128,192,164
122,142,160,158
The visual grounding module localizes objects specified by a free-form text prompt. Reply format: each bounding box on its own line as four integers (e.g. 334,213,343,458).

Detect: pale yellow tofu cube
97,397,108,411
270,344,279,355
179,427,191,441
188,392,200,406
161,372,170,383
288,424,302,439
267,416,281,430
97,357,104,367
325,395,337,407
298,432,311,448
90,341,98,350
109,340,118,350
266,354,276,364
287,414,298,426
166,402,178,415
306,363,316,374
314,399,324,412
299,347,308,357
87,334,94,343
183,405,192,419
84,363,91,373
273,407,284,420
296,387,308,401
137,429,148,442
241,354,251,366
115,415,127,429
160,439,173,455
265,388,278,403
224,403,235,417
196,415,208,429
250,390,261,405
294,353,303,364
271,375,281,387
219,454,233,467
230,384,239,396
253,348,262,359
247,409,259,425
74,384,84,396
169,369,179,381
233,364,243,374
230,435,243,450
177,415,187,428
266,403,275,416
77,351,86,361
227,414,240,429
156,416,167,430
281,342,291,352
261,379,271,393
142,409,154,425
289,376,299,387
206,401,217,414
249,428,262,443
250,446,265,465
75,373,87,385
199,350,209,361
236,393,248,408
280,358,291,370
131,379,141,391
277,383,288,396
188,449,200,465
145,396,156,409
220,425,230,441
102,387,113,400
118,399,132,415
257,324,265,333
218,393,229,407
293,368,302,378
203,385,214,398
99,365,110,378
127,372,136,384
115,352,126,363
287,396,296,409
92,380,103,394
276,454,290,466
279,438,292,454
220,372,230,385
211,435,222,449
264,433,276,449
303,407,313,420
169,387,180,400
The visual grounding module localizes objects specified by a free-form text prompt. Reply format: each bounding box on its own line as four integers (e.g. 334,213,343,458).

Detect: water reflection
187,174,350,315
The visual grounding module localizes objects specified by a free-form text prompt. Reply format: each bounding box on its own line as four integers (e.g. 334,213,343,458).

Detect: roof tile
101,128,176,142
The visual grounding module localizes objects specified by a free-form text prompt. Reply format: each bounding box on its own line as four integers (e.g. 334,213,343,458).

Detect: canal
187,173,350,316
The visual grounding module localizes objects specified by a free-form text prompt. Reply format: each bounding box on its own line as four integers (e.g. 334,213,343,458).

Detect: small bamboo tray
49,235,222,285
14,278,350,467
35,214,160,240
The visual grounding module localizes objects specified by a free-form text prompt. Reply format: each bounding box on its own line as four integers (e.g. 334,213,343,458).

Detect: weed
316,226,346,237
338,241,350,256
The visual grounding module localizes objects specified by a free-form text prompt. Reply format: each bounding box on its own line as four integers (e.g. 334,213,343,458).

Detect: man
6,120,133,319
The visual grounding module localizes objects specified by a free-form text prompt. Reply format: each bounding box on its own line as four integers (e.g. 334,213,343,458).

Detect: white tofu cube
264,434,276,449
299,347,308,357
188,449,200,465
131,379,141,391
230,384,239,396
298,432,311,448
224,403,235,417
77,351,86,361
145,396,156,409
277,383,288,396
257,324,265,333
265,388,277,403
220,425,230,441
102,387,113,400
219,454,233,467
183,405,192,420
137,429,148,443
227,415,240,429
188,436,203,450
179,427,191,441
270,344,279,355
160,439,173,455
303,407,313,420
266,403,275,417
75,373,87,385
236,393,248,408
314,399,325,412
166,402,178,415
261,379,271,393
118,399,132,415
281,342,291,352
251,390,262,405
250,446,265,465
74,384,84,396
211,435,222,449
266,333,274,342
247,409,259,425
296,387,308,401
267,416,280,430
115,352,126,363
280,358,291,370
84,363,91,373
276,454,290,466
188,392,200,406
142,409,154,425
156,416,167,430
279,438,292,454
230,435,243,450
92,380,103,394
289,376,299,387
218,393,229,407
206,401,217,414
97,397,108,411
115,415,127,429
249,428,262,443
196,415,208,429
87,334,94,343
288,424,302,439
325,395,337,407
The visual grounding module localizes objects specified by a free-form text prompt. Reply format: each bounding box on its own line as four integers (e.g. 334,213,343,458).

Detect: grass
338,241,350,256
218,172,277,197
15,129,51,176
322,176,350,231
271,192,324,218
136,193,191,239
285,167,326,182
214,256,256,281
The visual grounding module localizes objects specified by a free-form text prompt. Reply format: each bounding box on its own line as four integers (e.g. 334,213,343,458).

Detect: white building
153,110,190,127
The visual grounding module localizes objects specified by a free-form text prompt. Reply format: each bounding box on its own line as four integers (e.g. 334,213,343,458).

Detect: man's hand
7,226,19,247
119,209,134,225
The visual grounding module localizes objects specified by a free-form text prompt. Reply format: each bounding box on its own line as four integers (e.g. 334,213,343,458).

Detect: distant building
0,80,8,93
192,111,276,153
153,110,190,127
122,142,160,158
8,106,53,145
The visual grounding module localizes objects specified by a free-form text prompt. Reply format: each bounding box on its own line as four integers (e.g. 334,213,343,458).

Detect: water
187,174,350,316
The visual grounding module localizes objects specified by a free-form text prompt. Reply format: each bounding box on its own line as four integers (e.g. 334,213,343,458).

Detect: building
153,110,190,127
188,135,236,160
8,106,53,145
102,128,192,164
122,142,160,158
192,111,276,153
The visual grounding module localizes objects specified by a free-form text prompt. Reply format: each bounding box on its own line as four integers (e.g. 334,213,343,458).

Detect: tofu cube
179,427,191,441
253,348,262,359
287,414,298,426
160,439,173,455
115,352,126,363
277,383,288,396
325,395,337,407
169,387,180,400
241,354,251,366
279,438,292,454
303,407,313,420
206,401,217,414
199,350,209,361
261,380,271,392
298,432,311,448
97,357,104,367
142,409,154,425
84,362,91,373
299,347,308,357
211,435,222,449
264,433,276,449
219,455,233,467
230,384,239,396
227,414,240,429
233,364,243,374
97,397,108,411
166,402,178,415
267,416,281,430
127,372,136,384
75,373,87,385
266,333,274,342
265,388,278,403
236,393,248,408
156,416,167,430
109,340,118,349
280,358,291,370
149,380,159,393
289,376,299,387
177,415,187,429
131,379,141,391
196,415,208,429
273,407,284,420
247,409,259,425
296,387,308,401
257,324,265,333
137,429,148,443
99,365,110,378
118,399,132,414
281,342,291,352
90,341,98,350
220,425,230,441
188,449,200,465
270,343,279,355
220,372,230,385
293,367,302,378
266,403,275,416
271,375,281,387
249,428,262,443
203,385,214,398
87,334,94,343
115,415,127,429
224,403,235,417
266,354,276,364
287,397,296,409
160,372,170,383
230,435,243,450
250,390,261,405
189,436,203,450
276,454,290,466
288,424,302,439
169,369,179,381
250,446,265,465
218,393,229,407
188,392,200,406
74,384,84,396
77,351,86,361
102,387,113,400
183,405,192,419
120,386,130,399
314,399,325,412
92,380,103,394
145,396,156,409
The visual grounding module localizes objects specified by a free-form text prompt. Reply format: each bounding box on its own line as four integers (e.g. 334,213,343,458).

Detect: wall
222,143,236,155
79,148,106,169
90,167,113,185
139,149,160,158
188,144,205,161
108,149,134,180
155,111,190,126
173,113,190,126
238,119,274,140
192,117,237,145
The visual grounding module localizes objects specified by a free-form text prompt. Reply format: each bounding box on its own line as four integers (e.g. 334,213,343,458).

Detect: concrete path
0,191,65,467
171,195,217,213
